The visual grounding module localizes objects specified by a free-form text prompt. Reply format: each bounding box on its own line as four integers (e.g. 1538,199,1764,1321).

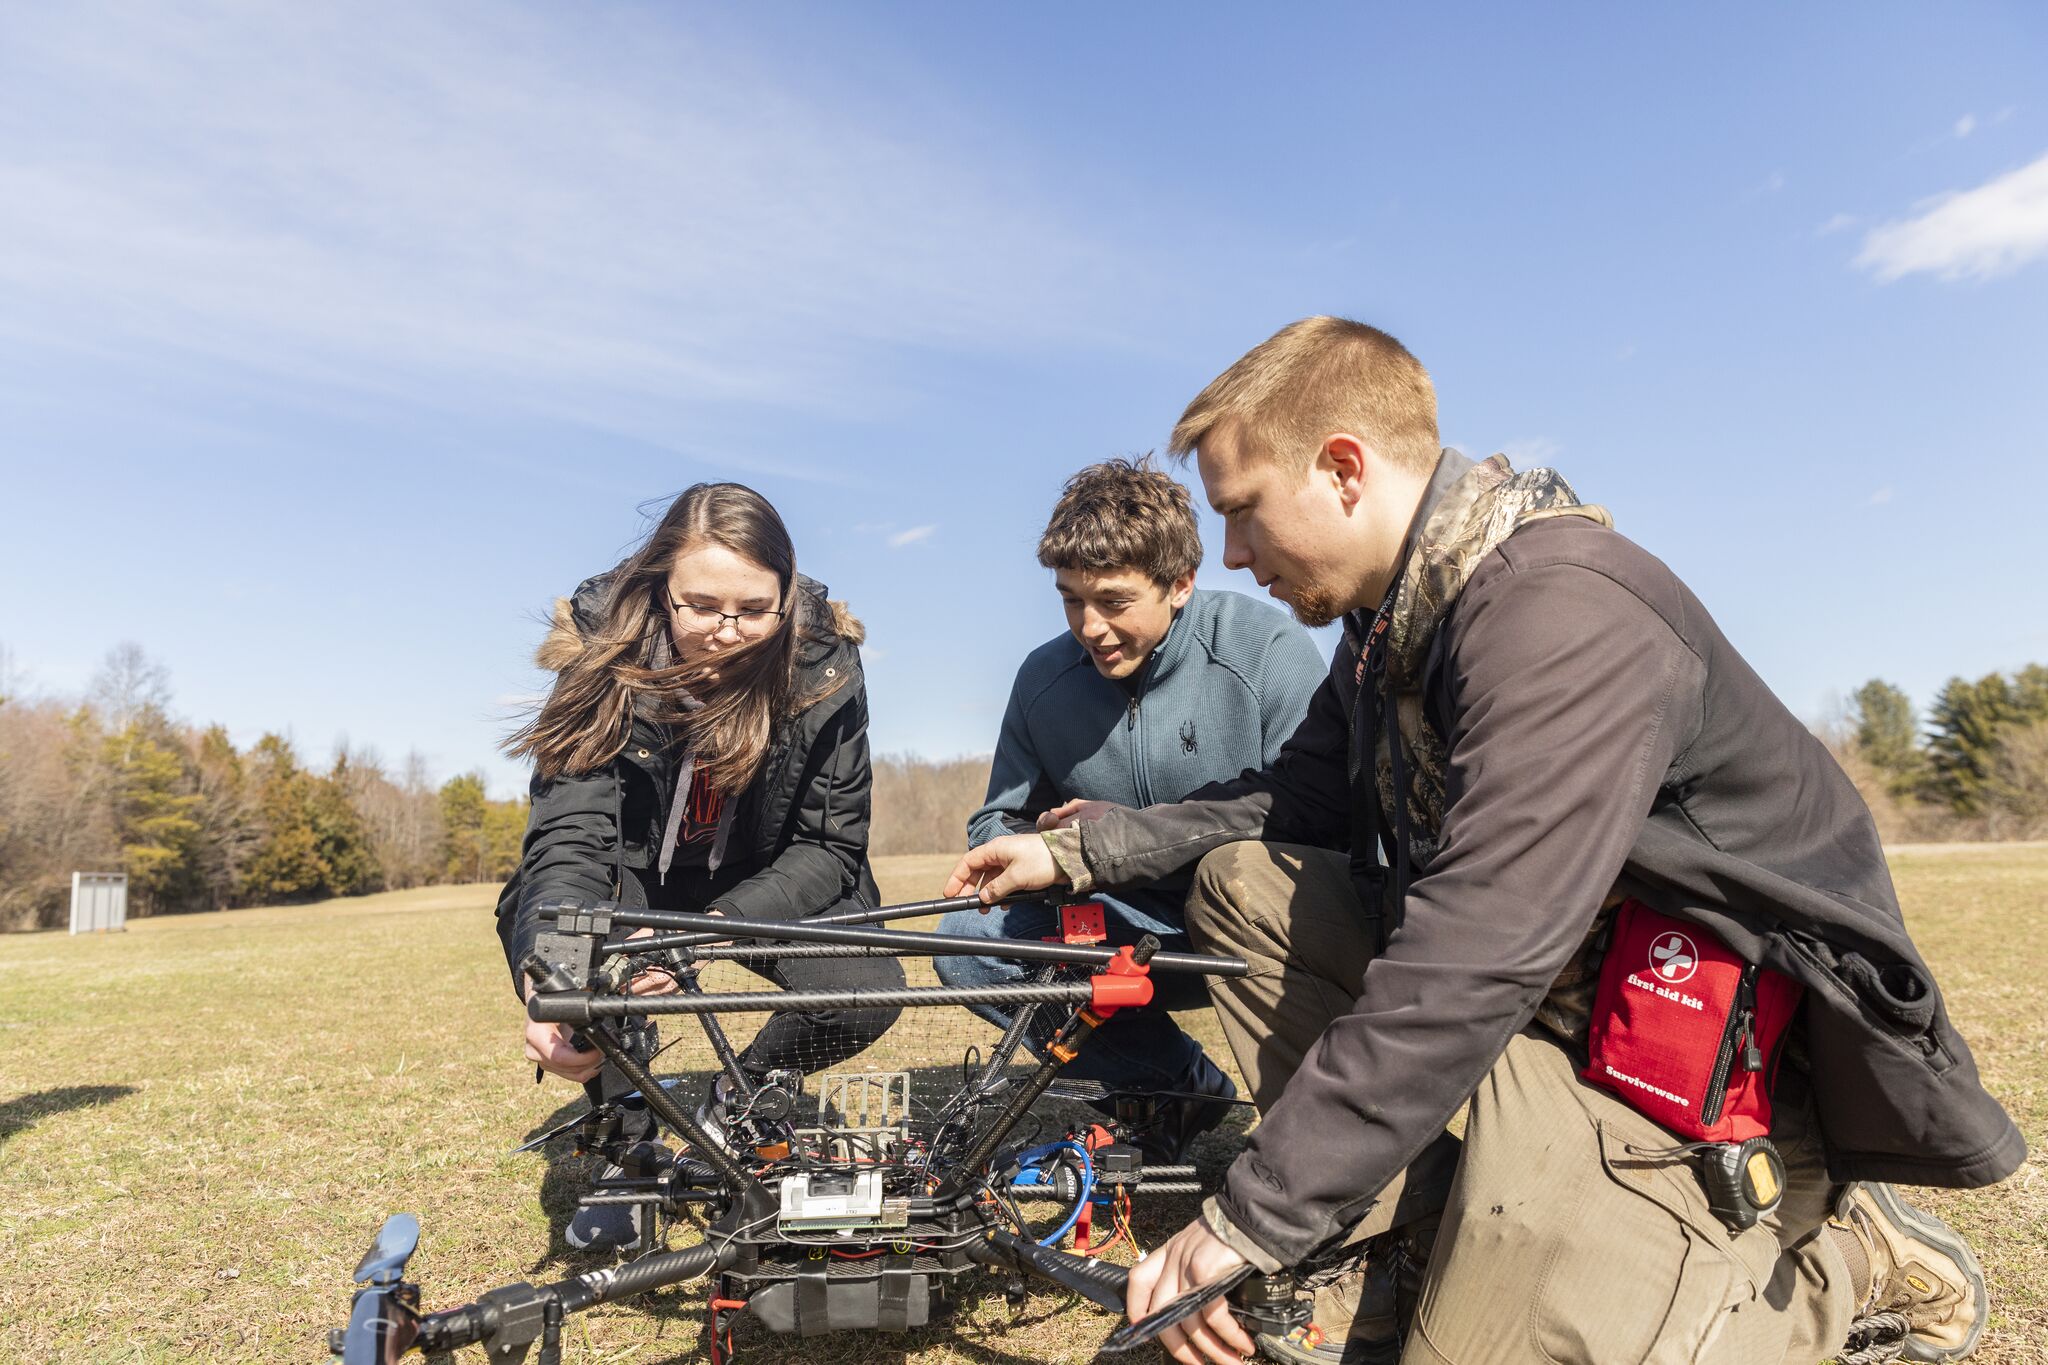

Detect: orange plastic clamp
1089,973,1153,1012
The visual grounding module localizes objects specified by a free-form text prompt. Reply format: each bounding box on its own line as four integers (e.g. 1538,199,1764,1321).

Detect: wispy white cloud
1955,113,1978,139
1855,151,2048,282
1815,213,1859,238
888,525,938,548
1866,487,1895,507
1743,171,1788,200
0,3,1149,469
1500,437,1563,465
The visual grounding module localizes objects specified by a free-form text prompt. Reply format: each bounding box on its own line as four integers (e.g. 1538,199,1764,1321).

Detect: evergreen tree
481,794,529,882
2015,663,2048,720
101,719,205,915
1924,669,2048,814
311,755,383,895
242,734,331,902
439,773,490,882
1851,679,1926,799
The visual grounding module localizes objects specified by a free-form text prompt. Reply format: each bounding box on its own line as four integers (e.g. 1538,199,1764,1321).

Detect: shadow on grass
639,1285,1085,1365
496,1045,1255,1356
0,1083,138,1141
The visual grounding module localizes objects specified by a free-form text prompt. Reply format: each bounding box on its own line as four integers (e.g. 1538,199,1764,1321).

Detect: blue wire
1036,1140,1095,1247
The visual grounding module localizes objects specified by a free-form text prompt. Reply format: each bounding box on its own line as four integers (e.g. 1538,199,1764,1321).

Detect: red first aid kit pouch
1582,899,1803,1142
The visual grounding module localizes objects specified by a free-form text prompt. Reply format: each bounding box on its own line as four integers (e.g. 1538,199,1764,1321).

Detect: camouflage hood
1374,451,1611,869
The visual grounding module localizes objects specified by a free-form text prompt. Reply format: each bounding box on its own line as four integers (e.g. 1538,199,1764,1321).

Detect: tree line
869,754,993,858
0,645,528,930
1837,664,2048,843
9,643,2038,931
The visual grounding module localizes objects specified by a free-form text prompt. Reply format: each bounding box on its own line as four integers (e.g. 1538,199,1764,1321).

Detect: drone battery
778,1170,904,1230
746,1273,935,1335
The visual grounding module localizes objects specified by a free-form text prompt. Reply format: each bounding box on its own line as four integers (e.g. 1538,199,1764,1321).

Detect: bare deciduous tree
1991,722,2048,840
869,754,993,857
336,743,446,890
89,642,172,736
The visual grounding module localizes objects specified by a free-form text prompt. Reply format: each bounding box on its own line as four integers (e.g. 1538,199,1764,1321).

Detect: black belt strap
878,1246,915,1330
796,1257,830,1337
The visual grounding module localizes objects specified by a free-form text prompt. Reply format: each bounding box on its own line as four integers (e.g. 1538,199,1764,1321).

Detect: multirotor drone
329,894,1317,1363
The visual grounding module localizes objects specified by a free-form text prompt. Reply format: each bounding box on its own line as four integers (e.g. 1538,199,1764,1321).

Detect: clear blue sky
3,2,2044,797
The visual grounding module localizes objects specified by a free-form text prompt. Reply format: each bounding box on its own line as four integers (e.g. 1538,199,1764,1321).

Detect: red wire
1080,1211,1125,1257
708,1296,746,1365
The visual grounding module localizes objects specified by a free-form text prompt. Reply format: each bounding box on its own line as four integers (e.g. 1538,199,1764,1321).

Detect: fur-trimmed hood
535,572,863,674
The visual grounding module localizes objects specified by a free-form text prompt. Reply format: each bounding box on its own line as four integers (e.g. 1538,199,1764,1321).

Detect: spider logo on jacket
1179,721,1198,755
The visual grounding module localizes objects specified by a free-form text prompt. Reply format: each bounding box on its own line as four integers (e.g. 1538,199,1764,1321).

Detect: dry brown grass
0,850,2041,1362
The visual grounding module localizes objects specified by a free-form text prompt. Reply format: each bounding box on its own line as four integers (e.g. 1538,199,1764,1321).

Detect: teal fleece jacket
967,587,1324,891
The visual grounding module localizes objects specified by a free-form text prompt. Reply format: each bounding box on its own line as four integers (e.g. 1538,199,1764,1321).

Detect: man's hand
1035,797,1123,831
1127,1220,1256,1365
943,832,1065,905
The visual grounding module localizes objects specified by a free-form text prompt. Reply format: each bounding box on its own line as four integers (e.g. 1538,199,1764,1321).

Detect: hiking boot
1828,1182,1986,1363
1254,1255,1401,1365
1128,1054,1239,1164
690,1075,741,1154
692,1072,797,1157
563,1165,646,1254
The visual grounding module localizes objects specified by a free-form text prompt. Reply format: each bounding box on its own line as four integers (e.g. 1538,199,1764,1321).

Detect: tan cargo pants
1185,842,1857,1365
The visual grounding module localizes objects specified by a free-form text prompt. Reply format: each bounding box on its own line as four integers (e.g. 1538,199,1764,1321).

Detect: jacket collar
1346,448,1474,644
1137,592,1197,693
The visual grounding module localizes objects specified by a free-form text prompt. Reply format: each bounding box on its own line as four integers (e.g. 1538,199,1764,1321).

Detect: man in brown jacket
947,317,2019,1365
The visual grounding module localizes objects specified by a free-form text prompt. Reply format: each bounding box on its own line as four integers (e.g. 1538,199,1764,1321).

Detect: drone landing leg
935,939,1159,1204
578,1018,764,1201
680,973,758,1102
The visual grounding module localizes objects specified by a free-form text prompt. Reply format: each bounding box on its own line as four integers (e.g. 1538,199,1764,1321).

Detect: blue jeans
932,888,1212,1095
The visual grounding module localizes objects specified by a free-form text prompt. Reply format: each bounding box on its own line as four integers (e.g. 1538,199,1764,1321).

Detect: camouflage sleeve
1041,828,1093,893
1201,1197,1285,1275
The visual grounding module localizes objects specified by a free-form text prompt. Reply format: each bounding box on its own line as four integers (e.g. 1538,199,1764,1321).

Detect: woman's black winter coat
495,573,878,986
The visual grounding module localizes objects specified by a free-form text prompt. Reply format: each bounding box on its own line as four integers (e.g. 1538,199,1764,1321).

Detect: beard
1286,579,1348,629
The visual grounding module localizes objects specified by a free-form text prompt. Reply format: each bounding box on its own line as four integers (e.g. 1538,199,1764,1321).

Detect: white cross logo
1649,931,1699,985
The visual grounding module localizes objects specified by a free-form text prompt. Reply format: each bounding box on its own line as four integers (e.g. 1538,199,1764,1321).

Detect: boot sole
1862,1183,1987,1364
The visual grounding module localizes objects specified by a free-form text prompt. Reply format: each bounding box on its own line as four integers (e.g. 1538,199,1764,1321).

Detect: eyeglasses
667,599,786,636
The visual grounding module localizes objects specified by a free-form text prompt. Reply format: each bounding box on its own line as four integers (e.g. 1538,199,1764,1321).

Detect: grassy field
1,848,2043,1363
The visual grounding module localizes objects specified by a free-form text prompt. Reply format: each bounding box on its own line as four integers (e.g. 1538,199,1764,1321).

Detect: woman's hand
519,974,606,1083
521,913,732,1077
623,924,683,996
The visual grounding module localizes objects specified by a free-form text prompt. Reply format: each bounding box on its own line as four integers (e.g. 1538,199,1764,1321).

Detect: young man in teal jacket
935,457,1324,1159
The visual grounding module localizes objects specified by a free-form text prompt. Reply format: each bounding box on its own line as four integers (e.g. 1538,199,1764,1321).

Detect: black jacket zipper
1701,963,1761,1126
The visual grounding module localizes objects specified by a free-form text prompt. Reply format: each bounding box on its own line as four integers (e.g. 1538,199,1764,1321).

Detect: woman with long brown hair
496,482,901,1248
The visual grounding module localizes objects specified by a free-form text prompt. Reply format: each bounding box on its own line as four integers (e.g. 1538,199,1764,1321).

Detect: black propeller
509,1078,691,1154
1098,1262,1257,1355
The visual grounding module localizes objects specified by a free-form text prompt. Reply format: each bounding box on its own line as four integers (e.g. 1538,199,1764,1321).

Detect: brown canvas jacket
1068,459,2026,1268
